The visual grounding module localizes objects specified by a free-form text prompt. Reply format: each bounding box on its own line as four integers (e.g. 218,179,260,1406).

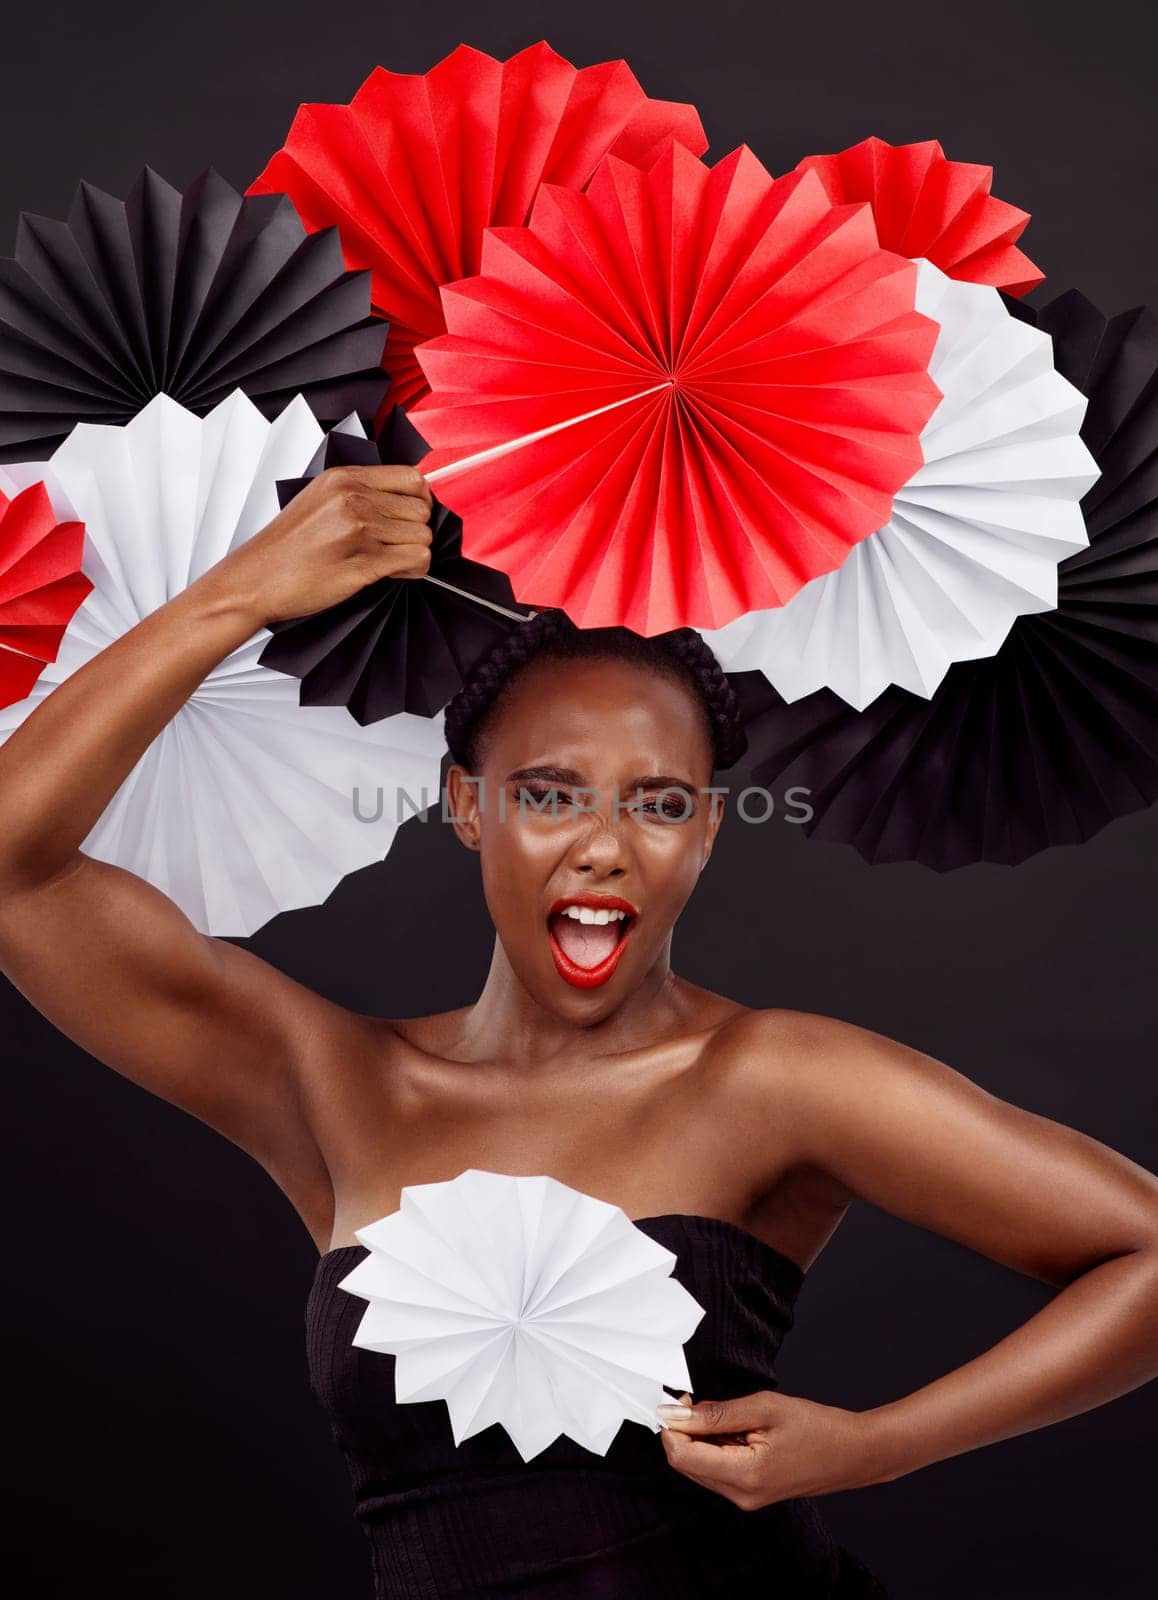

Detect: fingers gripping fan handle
258,409,527,721
0,391,446,934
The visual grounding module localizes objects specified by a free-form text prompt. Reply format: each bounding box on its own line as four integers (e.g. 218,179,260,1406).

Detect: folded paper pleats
411,142,942,634
0,392,445,932
703,260,1098,708
0,168,388,461
248,41,707,411
339,1170,706,1461
736,290,1158,868
796,136,1043,296
0,475,91,708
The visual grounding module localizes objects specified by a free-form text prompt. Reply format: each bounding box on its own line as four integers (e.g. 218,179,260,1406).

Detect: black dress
306,1212,889,1598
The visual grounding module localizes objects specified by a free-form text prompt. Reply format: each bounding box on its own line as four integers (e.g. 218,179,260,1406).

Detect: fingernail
656,1403,693,1419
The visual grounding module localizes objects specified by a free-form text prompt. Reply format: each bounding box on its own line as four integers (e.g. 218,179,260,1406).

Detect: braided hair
444,610,748,773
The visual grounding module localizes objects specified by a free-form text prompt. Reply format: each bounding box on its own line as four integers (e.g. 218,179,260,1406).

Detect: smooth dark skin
1,463,1158,1516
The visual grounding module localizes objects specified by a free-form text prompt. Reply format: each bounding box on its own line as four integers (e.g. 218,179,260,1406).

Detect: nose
567,812,629,879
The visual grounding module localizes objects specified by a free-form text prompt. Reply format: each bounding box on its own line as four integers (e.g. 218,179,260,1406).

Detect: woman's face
448,655,725,1023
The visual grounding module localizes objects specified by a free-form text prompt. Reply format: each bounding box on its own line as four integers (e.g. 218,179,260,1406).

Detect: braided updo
443,610,748,773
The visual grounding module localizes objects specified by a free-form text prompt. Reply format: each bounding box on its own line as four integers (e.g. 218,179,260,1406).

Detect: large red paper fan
247,41,708,411
410,143,942,635
796,136,1044,296
0,480,91,708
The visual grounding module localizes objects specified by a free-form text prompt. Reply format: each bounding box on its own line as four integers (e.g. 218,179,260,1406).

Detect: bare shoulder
705,1004,959,1085
673,1007,875,1243
700,1004,872,1082
698,1005,972,1154
700,1004,1158,1285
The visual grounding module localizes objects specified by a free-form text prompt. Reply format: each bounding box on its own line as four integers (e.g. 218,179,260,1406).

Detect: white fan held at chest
337,1169,707,1462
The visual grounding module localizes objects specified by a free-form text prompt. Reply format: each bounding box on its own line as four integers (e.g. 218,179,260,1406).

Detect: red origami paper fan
795,136,1044,296
0,480,91,709
247,41,708,412
409,142,942,635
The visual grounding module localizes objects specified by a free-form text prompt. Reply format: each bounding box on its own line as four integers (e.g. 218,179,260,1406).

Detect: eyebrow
504,766,698,793
505,766,586,785
623,775,698,793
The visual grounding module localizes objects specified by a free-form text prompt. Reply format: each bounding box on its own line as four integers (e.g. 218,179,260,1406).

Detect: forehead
480,655,713,776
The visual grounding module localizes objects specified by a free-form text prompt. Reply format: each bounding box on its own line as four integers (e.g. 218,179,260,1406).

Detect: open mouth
547,895,638,990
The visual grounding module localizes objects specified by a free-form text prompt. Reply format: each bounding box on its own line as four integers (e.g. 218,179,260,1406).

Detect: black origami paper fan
258,409,532,722
0,166,389,460
737,289,1158,870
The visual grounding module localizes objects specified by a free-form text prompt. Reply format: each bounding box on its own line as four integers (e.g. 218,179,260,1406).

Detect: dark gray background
2,2,1156,1596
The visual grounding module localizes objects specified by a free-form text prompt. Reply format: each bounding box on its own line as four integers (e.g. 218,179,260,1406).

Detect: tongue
551,913,620,969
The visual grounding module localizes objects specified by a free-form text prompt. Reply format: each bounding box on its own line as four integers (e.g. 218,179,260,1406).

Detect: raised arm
660,1012,1158,1507
0,463,433,1246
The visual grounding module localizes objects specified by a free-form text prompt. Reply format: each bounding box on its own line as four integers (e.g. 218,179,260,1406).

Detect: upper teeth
560,906,628,925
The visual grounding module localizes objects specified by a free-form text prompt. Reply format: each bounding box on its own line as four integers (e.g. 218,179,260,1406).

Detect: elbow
0,788,51,897
1076,1198,1158,1286
0,857,51,906
0,852,85,935
1127,1177,1158,1260
1047,1186,1158,1290
1130,1212,1158,1270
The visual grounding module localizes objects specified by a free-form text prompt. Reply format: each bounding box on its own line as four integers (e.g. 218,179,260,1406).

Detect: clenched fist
214,463,436,628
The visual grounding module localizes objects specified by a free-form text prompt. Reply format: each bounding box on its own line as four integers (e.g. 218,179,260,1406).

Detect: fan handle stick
416,381,671,624
421,572,536,624
422,381,670,487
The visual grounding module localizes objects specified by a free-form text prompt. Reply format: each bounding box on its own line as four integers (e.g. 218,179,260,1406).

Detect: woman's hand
0,470,440,1237
205,462,435,628
658,1390,889,1510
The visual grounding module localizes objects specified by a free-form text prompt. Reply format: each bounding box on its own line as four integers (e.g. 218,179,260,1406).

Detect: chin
539,982,633,1025
518,951,646,1022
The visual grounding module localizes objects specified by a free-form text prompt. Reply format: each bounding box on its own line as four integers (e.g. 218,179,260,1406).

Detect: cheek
477,816,559,909
633,819,710,900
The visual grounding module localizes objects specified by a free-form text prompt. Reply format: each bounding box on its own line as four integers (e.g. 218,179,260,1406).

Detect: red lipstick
546,893,638,990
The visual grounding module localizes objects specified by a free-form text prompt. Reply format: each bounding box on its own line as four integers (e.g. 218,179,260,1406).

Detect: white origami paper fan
338,1170,706,1462
703,258,1101,710
0,391,446,937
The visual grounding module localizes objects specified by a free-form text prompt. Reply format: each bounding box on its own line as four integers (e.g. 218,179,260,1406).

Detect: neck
456,934,686,1069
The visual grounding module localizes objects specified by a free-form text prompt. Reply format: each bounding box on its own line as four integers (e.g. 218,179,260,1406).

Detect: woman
1,461,1156,1599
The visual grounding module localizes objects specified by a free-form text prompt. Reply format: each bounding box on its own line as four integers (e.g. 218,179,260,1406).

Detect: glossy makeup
547,891,639,989
446,656,724,1025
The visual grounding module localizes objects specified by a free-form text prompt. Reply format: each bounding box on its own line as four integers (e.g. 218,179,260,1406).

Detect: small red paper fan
410,142,942,636
0,481,91,709
247,41,708,412
795,136,1044,296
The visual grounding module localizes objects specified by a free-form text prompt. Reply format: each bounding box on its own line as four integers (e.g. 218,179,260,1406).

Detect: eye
637,790,696,822
513,782,572,812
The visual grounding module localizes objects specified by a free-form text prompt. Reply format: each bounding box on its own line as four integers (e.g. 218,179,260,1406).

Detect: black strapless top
306,1213,888,1598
